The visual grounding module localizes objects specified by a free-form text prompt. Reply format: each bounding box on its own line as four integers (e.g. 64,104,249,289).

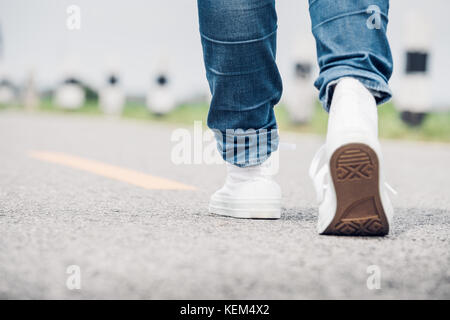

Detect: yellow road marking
29,151,196,191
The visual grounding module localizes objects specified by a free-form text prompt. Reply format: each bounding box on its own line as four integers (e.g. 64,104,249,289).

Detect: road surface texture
0,110,449,299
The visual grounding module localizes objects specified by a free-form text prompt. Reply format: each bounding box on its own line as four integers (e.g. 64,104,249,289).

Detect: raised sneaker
209,155,281,219
309,77,396,236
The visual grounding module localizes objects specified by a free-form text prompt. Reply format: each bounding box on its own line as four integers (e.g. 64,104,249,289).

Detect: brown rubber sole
323,143,389,236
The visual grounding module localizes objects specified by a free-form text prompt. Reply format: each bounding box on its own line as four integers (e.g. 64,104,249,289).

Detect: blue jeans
198,0,393,167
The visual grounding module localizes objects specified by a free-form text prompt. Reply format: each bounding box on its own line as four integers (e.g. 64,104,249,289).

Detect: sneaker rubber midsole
209,197,281,219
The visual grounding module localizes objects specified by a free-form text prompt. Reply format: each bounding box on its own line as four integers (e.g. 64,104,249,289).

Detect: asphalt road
0,110,449,299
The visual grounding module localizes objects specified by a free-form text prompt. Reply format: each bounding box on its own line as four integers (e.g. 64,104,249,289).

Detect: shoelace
309,145,397,204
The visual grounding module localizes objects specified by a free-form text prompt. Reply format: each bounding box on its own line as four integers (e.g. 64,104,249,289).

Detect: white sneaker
209,156,281,219
309,78,396,236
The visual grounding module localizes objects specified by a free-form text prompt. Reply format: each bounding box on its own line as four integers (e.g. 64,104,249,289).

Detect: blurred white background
0,0,449,108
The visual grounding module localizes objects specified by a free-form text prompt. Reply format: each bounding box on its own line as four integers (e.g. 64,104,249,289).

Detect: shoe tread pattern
324,143,389,236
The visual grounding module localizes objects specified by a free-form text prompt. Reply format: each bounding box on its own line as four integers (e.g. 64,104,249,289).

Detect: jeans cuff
213,128,279,168
319,67,392,112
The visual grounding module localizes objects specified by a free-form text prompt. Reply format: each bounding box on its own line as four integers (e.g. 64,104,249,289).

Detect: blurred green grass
275,101,450,142
2,98,449,142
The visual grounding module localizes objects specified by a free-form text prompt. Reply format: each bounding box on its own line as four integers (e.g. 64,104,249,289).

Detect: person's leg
308,0,395,236
309,0,393,111
197,0,282,167
197,0,282,218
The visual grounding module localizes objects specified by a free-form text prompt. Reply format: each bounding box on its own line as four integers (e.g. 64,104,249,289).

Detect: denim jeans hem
213,128,279,168
230,154,272,168
319,67,392,112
